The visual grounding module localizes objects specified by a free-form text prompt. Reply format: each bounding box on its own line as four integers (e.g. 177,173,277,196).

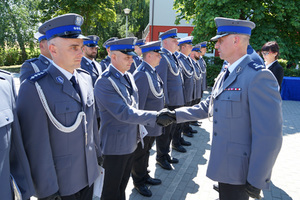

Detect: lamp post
123,8,131,37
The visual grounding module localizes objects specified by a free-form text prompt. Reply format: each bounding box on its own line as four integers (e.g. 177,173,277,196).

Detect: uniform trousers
182,101,193,133
218,182,249,200
131,136,156,186
156,105,183,159
192,98,201,105
60,185,93,200
101,153,135,200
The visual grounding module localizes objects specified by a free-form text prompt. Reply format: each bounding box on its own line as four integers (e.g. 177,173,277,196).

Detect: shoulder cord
107,77,135,107
145,71,164,99
199,59,207,73
178,59,193,78
193,62,201,80
162,54,180,76
31,63,88,144
133,59,137,69
31,61,40,73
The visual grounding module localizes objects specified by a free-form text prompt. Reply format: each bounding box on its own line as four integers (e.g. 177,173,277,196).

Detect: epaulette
76,68,89,75
28,71,48,82
248,62,264,71
102,71,111,77
0,69,11,75
26,57,39,63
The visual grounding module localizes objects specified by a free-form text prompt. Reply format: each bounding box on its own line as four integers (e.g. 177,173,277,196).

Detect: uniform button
266,179,270,183
243,152,247,156
214,108,218,112
6,117,9,121
214,132,217,136
214,120,217,124
66,107,69,111
227,96,230,99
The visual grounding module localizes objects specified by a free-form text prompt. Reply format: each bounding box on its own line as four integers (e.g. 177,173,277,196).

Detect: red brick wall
145,25,194,42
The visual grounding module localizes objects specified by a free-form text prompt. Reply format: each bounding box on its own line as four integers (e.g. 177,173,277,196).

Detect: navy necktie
70,76,81,97
224,69,230,81
91,61,99,74
124,74,133,95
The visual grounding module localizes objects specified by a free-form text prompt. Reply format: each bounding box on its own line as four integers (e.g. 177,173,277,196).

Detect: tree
38,0,120,35
0,0,41,62
173,0,300,65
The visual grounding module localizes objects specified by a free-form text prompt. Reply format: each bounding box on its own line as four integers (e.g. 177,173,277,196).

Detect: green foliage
0,46,40,66
284,68,300,77
203,56,223,87
0,0,41,61
173,0,300,65
38,0,120,35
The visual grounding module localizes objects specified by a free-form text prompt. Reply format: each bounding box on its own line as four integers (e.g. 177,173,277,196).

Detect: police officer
221,44,264,72
155,28,184,170
0,69,35,200
16,13,100,200
189,44,203,126
19,32,52,83
81,35,103,85
177,36,197,143
161,17,283,200
94,37,172,200
99,37,118,70
198,41,208,92
128,38,145,73
131,41,164,197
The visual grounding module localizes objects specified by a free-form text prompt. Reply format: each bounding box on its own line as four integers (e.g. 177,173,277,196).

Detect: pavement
12,73,300,200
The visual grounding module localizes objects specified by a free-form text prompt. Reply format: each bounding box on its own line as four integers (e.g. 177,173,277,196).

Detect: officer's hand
39,192,61,200
245,181,262,199
156,109,176,127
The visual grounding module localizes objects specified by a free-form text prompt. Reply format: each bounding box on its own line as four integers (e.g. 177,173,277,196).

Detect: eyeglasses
261,52,270,56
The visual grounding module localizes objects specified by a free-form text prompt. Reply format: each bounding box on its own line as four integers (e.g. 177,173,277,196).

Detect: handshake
156,108,176,127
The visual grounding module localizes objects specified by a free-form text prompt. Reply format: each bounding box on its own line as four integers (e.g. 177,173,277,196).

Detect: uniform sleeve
16,81,59,198
175,95,210,123
247,69,283,189
134,72,149,110
10,103,36,199
94,78,157,127
156,57,169,106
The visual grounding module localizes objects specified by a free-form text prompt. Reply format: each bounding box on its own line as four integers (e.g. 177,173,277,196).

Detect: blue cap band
192,47,200,51
141,46,161,53
179,39,192,45
38,35,47,42
46,25,82,39
83,40,98,45
136,42,145,46
161,32,177,40
110,44,134,51
201,44,207,47
217,25,252,35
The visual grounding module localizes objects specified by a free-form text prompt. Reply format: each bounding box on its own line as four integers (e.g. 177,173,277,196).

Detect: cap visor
210,33,229,41
120,51,136,56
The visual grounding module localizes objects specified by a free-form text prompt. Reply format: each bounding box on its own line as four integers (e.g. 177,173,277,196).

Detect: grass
0,65,21,73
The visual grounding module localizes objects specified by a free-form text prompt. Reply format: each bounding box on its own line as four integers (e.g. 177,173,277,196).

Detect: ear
233,35,240,45
48,43,57,58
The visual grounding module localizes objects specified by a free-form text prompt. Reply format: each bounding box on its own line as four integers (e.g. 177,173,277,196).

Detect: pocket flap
220,91,241,101
55,101,79,114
